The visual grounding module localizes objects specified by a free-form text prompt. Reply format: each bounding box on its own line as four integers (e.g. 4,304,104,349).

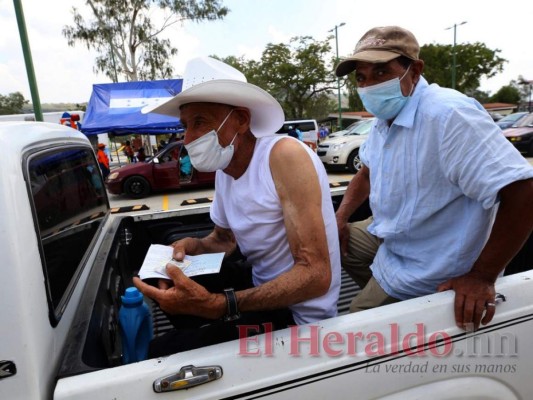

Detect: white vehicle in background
318,118,375,172
276,119,319,149
328,119,369,139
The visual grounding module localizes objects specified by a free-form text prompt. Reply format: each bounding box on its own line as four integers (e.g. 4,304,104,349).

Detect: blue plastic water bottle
119,287,153,364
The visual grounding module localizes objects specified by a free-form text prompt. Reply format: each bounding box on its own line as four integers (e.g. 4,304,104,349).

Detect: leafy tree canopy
516,76,533,104
217,36,338,120
0,92,29,115
346,42,507,111
63,0,228,82
489,84,521,104
419,42,506,94
346,73,363,112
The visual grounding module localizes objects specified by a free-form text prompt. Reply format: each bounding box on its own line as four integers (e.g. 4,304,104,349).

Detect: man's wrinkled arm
234,139,334,313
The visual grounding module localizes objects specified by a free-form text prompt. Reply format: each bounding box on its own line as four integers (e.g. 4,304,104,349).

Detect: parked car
327,128,349,139
317,118,375,173
496,111,529,130
328,119,368,139
488,112,503,121
105,141,215,198
502,112,533,156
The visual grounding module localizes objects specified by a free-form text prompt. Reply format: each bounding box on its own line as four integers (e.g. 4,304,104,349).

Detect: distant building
482,103,517,117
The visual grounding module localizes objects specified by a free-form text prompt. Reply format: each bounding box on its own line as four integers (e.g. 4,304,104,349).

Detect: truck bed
57,191,532,380
56,192,366,378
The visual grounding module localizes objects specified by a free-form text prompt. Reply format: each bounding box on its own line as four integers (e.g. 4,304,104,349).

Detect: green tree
0,92,29,115
489,84,521,105
63,0,228,82
344,42,506,111
419,42,506,93
346,73,364,111
516,76,533,110
220,36,338,120
468,89,491,104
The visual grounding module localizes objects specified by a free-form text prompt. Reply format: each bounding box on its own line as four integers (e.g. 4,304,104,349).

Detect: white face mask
184,110,238,172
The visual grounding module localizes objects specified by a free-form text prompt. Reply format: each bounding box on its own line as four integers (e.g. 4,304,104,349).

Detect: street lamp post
329,22,345,130
445,21,467,90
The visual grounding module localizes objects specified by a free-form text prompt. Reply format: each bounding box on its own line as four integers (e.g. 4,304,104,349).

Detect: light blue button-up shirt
360,76,533,300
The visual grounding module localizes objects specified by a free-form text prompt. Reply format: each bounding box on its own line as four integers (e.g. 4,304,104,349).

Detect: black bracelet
223,288,240,321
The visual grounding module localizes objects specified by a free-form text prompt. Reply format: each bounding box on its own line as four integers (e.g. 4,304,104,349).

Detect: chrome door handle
153,365,223,393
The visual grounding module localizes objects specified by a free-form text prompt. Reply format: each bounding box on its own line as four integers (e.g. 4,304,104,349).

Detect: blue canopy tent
81,79,183,136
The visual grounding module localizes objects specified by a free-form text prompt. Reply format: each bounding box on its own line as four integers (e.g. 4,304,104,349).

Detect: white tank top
211,136,341,324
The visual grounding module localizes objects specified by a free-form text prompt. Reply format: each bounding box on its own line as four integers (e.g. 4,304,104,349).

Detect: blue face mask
357,66,412,120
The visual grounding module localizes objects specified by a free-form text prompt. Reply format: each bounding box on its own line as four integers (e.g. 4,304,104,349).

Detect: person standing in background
124,140,135,163
97,143,110,180
294,124,303,141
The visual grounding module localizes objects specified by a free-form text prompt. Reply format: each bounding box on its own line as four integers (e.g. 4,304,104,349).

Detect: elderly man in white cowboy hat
134,57,341,355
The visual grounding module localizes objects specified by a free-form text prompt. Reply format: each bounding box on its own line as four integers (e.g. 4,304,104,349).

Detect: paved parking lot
108,157,533,212
108,169,355,211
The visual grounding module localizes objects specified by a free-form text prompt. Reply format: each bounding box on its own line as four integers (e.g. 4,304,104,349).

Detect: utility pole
329,23,346,130
445,21,467,90
13,0,43,121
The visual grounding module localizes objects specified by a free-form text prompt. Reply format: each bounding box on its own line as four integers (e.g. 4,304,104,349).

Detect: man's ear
412,59,425,82
233,107,251,133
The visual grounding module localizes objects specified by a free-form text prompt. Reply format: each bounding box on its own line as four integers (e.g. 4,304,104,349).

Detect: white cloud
235,44,263,61
267,25,292,44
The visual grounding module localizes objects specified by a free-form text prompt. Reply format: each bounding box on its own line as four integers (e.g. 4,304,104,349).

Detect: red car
502,112,533,156
105,141,215,198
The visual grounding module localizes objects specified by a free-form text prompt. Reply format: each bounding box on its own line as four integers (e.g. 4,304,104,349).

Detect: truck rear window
27,146,108,322
276,121,318,134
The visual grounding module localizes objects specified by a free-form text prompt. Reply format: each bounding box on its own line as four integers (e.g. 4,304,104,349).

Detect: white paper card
138,244,224,280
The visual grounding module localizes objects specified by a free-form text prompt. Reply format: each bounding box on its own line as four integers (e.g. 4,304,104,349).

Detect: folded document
138,244,224,280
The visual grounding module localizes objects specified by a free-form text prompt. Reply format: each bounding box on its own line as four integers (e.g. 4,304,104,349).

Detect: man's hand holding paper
137,244,224,280
134,262,224,318
133,243,226,319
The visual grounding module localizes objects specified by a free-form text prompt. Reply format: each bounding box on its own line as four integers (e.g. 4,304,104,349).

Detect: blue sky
2,0,532,103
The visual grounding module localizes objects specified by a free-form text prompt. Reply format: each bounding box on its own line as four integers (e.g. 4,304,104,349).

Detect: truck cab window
27,147,109,321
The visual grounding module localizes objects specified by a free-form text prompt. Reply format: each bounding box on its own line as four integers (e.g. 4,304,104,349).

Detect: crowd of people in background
94,133,186,178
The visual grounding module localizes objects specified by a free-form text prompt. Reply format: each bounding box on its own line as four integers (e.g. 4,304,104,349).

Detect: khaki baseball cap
335,26,420,77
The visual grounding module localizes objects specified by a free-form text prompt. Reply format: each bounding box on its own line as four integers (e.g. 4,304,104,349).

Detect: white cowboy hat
142,57,284,137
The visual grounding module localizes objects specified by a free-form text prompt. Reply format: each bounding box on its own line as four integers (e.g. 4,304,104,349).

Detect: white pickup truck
1,121,532,400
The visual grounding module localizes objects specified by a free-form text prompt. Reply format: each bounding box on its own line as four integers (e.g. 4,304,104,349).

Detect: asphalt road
107,169,355,211
108,157,533,212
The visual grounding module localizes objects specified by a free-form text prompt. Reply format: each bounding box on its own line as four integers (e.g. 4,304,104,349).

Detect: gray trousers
341,217,400,312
